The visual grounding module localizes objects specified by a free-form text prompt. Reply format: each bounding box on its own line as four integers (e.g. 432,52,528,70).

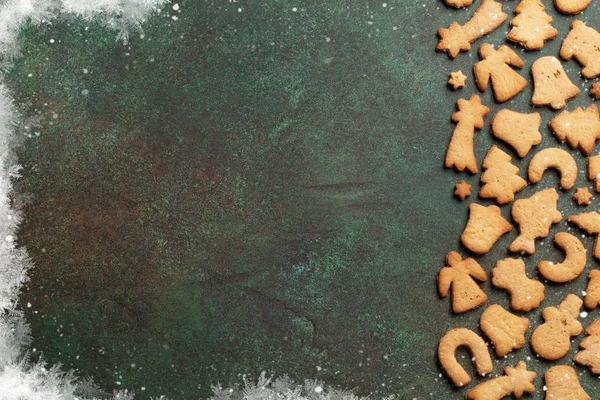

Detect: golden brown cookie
474,44,527,103
490,109,542,158
574,318,600,373
438,328,493,387
544,365,591,400
538,232,586,283
480,304,530,357
436,0,508,59
448,70,467,90
531,294,583,360
568,211,600,260
574,187,593,205
454,180,472,200
587,155,600,192
528,148,578,190
591,82,600,100
445,95,490,174
549,104,600,156
584,270,600,310
461,203,513,254
531,56,580,110
561,20,600,78
479,145,527,204
508,0,558,50
444,0,474,7
466,361,536,400
492,258,545,312
438,251,487,313
509,188,562,254
555,0,592,14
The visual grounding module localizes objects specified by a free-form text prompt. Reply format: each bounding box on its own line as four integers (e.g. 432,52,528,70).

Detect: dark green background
5,0,600,398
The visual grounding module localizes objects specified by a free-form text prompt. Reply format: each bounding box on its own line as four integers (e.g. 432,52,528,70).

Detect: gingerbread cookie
591,82,600,100
444,0,474,7
466,361,536,400
587,154,600,192
461,203,513,254
584,270,600,310
448,70,467,90
574,187,593,205
480,304,530,357
574,318,600,373
531,294,583,360
555,0,592,14
561,20,600,78
438,328,493,387
509,188,562,254
531,56,580,110
569,211,600,260
528,148,578,190
455,180,472,200
490,109,542,158
549,104,600,155
438,251,487,313
474,44,527,102
544,365,590,400
479,145,527,204
538,232,586,283
492,258,545,312
508,0,558,50
445,95,490,174
436,0,508,58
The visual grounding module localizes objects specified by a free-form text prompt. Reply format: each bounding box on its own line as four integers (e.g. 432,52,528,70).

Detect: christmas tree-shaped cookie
574,318,600,374
549,104,600,156
479,145,527,204
508,0,558,50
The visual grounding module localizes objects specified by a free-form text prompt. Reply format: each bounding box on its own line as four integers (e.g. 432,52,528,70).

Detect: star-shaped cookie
574,187,593,205
448,70,467,90
454,180,471,200
591,82,600,100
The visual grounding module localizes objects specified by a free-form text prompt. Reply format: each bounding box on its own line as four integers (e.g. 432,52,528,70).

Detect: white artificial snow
0,1,167,398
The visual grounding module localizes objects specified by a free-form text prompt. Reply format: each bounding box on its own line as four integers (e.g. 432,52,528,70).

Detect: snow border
0,2,388,399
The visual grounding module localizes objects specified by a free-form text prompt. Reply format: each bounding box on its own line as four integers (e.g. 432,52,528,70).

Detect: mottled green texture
5,0,600,399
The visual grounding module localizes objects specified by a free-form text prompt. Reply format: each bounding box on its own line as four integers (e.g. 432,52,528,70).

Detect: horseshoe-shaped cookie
438,328,493,387
528,148,578,190
538,232,586,283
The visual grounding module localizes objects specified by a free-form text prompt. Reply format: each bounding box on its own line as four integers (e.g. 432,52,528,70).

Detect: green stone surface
4,0,600,398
